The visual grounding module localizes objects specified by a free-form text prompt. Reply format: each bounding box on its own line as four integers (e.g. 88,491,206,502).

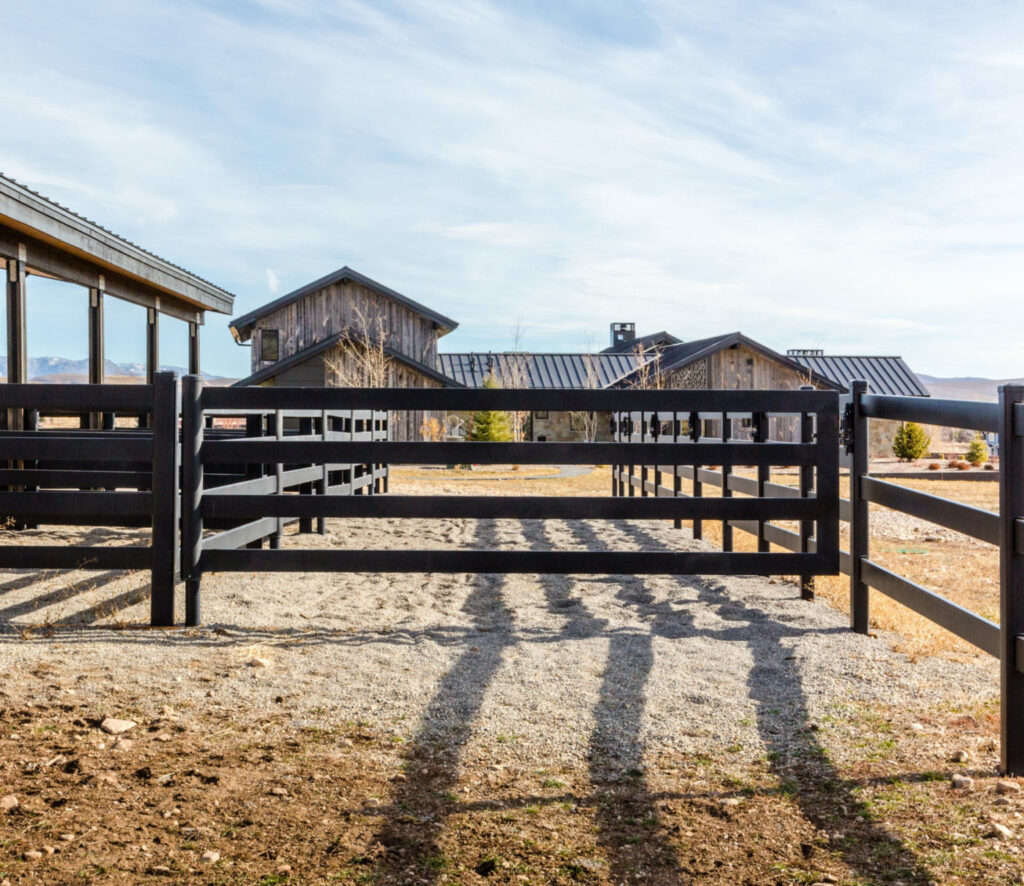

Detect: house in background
228,266,458,440
229,266,930,451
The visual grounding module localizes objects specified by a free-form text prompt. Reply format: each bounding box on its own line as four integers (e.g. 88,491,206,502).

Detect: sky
1,0,1023,379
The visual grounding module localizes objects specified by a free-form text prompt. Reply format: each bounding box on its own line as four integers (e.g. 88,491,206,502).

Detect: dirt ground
0,466,1020,885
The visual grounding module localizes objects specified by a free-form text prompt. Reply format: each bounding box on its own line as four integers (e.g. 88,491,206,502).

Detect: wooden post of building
7,255,27,430
146,307,159,385
88,285,105,429
188,320,200,377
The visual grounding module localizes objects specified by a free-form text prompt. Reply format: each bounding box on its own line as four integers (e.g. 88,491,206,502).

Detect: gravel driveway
0,516,995,771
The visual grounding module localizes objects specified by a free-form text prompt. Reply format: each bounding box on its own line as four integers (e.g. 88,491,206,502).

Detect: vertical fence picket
721,412,733,552
799,386,816,600
673,411,682,530
756,411,769,553
849,380,870,634
1000,384,1024,775
270,410,284,548
149,371,178,627
690,411,702,541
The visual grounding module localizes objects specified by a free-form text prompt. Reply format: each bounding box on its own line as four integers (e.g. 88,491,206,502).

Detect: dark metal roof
439,353,640,388
610,332,846,391
229,266,458,341
235,332,460,387
788,354,930,397
0,172,235,314
600,330,682,354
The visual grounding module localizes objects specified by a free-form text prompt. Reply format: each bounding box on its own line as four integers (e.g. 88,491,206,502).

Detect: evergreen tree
468,375,513,442
892,421,931,461
965,434,989,466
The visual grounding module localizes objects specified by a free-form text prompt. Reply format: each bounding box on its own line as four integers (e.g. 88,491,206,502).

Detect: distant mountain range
0,356,233,383
918,375,1024,402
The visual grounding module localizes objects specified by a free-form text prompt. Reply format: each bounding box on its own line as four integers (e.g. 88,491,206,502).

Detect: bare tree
324,303,392,388
570,332,602,441
494,318,532,443
630,340,664,390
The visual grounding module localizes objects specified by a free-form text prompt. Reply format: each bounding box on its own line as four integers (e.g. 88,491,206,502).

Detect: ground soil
0,467,1020,885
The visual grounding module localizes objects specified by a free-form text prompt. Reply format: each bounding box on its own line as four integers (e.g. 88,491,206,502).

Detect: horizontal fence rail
849,381,1024,776
181,383,841,628
0,373,179,625
2,374,1021,776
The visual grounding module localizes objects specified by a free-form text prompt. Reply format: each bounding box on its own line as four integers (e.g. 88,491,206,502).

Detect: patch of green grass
541,778,565,789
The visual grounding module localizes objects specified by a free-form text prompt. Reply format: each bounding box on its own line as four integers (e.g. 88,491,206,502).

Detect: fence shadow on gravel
368,518,516,882
611,518,934,885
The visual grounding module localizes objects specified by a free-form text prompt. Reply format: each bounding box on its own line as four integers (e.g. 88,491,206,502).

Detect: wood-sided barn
228,267,458,441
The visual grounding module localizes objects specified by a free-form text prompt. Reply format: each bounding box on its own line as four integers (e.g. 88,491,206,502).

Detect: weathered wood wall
251,278,440,375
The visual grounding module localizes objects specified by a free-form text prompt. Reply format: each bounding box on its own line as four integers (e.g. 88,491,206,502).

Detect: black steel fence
0,373,179,625
617,381,1024,774
1,375,1021,772
177,385,840,624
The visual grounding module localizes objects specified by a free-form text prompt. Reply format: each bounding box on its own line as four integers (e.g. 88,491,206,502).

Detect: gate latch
841,401,855,453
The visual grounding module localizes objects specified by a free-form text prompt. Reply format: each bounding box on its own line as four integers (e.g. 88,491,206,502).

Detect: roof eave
0,174,235,315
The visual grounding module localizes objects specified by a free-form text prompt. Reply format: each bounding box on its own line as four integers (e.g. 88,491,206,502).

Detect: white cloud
2,0,1023,377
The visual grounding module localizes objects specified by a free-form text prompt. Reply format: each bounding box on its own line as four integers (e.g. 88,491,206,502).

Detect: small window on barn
535,410,549,420
261,329,280,363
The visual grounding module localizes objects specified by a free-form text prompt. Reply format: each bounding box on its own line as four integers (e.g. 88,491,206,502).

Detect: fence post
690,411,702,541
1000,384,1024,774
721,412,733,552
181,375,204,627
270,409,283,548
673,411,682,529
150,371,178,627
755,410,769,553
849,380,870,634
799,385,815,600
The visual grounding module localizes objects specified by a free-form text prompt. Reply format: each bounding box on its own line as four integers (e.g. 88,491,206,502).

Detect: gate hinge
842,401,855,453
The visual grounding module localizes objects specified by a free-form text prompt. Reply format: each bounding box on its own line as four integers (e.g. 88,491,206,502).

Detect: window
534,410,549,420
260,329,280,363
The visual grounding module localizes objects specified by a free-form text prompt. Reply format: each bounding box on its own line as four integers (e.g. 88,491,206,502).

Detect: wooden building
228,267,458,440
233,263,928,452
0,173,234,390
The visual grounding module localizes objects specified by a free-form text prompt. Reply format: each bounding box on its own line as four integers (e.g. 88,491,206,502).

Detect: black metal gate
180,382,840,626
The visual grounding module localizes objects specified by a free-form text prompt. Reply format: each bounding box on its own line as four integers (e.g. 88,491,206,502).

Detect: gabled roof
0,172,235,315
600,330,682,355
228,266,458,342
234,332,461,388
609,332,846,391
438,352,639,389
788,354,929,397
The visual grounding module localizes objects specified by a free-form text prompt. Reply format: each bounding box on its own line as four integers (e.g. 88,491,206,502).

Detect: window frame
260,328,280,363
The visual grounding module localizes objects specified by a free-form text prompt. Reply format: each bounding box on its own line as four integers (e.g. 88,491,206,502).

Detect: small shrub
965,434,989,467
956,461,971,471
892,422,930,461
984,463,995,471
927,462,941,471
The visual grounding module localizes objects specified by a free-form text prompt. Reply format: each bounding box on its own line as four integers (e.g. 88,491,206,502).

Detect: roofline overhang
229,265,459,342
0,174,235,316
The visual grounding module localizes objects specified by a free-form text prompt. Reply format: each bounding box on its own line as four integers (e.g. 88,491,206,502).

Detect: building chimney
611,322,636,347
